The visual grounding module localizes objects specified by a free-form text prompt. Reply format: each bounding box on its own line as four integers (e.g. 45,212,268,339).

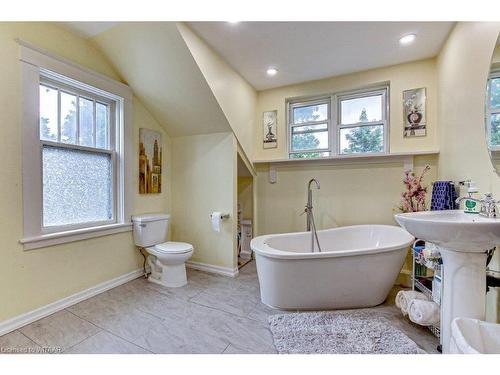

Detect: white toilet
132,213,193,287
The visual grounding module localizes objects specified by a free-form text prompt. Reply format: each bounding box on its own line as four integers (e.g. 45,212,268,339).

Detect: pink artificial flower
397,165,431,213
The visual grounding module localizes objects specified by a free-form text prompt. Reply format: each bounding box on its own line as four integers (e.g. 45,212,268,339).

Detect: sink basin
395,210,500,252
394,209,500,353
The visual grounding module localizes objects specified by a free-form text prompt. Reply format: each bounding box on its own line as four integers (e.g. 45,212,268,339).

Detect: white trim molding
0,269,143,337
254,150,439,165
186,261,239,278
17,39,132,100
20,223,133,251
18,39,134,251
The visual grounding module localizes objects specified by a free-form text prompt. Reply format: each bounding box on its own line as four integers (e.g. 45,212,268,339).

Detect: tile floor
0,261,439,354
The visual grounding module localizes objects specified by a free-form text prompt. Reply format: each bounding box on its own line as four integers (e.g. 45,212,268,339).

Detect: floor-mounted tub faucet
305,179,322,252
306,179,320,230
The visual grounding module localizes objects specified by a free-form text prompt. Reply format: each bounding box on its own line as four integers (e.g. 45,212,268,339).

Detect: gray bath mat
268,310,426,354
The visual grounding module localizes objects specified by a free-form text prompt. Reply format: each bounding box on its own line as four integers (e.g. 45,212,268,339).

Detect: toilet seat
154,241,193,254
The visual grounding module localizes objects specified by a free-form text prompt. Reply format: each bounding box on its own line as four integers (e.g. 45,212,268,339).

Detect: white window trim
18,39,134,251
487,69,500,152
287,85,390,158
288,96,331,156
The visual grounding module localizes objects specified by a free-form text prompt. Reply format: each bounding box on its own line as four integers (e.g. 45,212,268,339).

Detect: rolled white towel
408,299,440,326
395,290,428,316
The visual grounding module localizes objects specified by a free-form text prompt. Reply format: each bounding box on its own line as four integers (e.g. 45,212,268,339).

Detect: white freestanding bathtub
251,225,414,310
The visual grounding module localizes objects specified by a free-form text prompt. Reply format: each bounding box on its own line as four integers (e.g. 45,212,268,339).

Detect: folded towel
431,181,458,210
408,299,440,326
395,290,428,316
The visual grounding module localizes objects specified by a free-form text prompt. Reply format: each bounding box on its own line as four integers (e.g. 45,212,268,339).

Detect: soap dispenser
463,181,480,214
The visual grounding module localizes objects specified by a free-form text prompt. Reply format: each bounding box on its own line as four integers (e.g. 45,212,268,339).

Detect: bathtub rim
251,224,414,260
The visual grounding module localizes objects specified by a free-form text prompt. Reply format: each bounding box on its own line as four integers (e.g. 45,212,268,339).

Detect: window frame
336,87,389,155
287,85,389,158
288,97,331,156
486,69,500,151
38,75,118,234
19,40,133,250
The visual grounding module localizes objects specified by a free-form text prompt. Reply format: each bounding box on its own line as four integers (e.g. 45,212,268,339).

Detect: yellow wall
91,22,232,138
178,23,257,161
437,22,500,322
256,156,437,236
492,43,500,65
253,57,440,237
254,58,438,161
171,132,237,270
238,176,253,220
252,55,441,292
0,23,171,322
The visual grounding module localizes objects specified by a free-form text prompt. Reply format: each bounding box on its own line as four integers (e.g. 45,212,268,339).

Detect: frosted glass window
60,92,77,144
42,145,113,227
79,98,94,147
39,85,58,141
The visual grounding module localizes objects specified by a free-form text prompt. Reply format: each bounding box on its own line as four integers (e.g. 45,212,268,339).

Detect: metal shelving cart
411,243,442,342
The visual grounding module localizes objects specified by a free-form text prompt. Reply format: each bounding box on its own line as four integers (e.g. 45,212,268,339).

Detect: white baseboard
186,261,239,278
0,268,144,337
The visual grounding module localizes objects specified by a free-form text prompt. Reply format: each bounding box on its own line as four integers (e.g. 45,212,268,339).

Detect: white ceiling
187,22,455,90
91,23,232,137
59,22,118,38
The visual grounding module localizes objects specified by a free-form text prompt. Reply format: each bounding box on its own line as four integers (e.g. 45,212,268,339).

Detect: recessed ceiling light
266,67,278,76
228,21,240,24
399,34,416,45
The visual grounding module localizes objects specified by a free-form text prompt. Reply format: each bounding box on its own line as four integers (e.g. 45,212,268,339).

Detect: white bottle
463,181,480,214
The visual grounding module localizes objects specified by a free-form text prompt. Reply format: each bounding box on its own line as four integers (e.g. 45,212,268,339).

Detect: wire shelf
411,243,441,340
411,275,441,338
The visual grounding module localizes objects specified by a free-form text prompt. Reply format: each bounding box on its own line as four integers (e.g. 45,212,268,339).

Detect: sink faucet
456,192,500,218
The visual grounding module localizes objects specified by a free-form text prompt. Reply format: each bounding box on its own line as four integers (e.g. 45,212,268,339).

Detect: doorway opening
237,153,254,269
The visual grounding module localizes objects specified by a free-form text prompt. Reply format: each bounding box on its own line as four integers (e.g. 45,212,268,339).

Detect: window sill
253,150,439,166
20,222,133,251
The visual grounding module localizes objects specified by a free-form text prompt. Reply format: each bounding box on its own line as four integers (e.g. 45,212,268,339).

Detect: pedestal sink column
439,248,487,353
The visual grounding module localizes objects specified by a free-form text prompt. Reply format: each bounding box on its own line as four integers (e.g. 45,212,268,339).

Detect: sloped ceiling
90,22,231,137
188,22,455,90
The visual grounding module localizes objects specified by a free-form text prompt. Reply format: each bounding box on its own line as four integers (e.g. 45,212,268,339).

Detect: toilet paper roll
211,211,222,233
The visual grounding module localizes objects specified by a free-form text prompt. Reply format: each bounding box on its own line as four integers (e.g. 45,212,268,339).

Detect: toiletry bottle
463,181,480,214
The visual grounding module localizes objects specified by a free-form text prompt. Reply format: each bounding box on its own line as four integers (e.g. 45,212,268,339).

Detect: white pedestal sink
394,210,500,353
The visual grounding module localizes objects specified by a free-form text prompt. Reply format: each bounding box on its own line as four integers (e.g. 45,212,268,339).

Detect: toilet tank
131,213,170,247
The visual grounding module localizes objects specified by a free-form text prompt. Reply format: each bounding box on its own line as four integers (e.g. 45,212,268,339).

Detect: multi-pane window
338,88,387,155
288,87,388,158
39,78,116,230
487,72,500,150
289,99,331,158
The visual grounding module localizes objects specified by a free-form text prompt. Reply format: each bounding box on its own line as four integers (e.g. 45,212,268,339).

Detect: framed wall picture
263,110,278,149
403,88,427,137
139,128,162,194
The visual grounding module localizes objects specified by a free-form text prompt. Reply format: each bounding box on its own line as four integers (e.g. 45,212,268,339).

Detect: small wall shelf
254,150,439,184
254,150,439,166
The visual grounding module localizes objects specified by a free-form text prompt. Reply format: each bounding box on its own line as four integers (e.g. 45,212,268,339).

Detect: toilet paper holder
210,213,230,220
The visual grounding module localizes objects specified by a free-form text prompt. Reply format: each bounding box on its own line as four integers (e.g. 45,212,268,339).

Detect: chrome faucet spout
308,178,320,191
305,178,322,252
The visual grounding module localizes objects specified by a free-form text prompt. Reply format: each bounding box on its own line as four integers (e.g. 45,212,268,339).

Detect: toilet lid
154,242,193,254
